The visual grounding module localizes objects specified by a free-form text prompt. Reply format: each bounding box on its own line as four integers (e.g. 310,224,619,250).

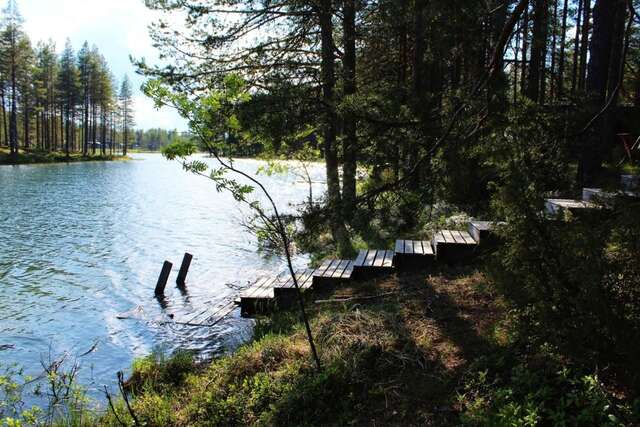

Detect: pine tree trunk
600,1,627,163
1,88,7,148
51,106,58,151
36,113,40,149
319,0,350,254
65,108,70,157
23,100,29,149
408,0,426,188
521,6,530,95
578,0,592,90
579,0,619,185
550,0,559,99
557,0,569,96
342,0,357,222
92,103,97,155
10,49,18,155
572,0,583,92
525,0,548,103
59,106,64,152
83,95,89,155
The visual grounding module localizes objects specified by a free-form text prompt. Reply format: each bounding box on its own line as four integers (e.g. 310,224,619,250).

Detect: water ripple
0,153,325,399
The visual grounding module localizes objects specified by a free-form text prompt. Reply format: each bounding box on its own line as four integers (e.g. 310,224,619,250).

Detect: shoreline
0,148,131,166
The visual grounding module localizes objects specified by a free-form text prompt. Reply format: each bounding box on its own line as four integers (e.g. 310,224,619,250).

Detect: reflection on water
0,153,325,398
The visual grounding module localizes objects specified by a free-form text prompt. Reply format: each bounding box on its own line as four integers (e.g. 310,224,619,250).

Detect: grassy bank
94,266,637,426
0,148,130,165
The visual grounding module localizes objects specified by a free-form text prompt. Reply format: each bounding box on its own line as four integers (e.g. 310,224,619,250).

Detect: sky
18,0,188,131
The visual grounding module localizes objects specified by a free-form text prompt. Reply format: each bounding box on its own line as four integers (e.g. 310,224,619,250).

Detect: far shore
0,148,131,166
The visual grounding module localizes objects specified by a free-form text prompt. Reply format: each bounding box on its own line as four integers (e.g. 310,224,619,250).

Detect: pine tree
33,40,58,151
16,33,33,148
77,41,92,155
57,39,78,157
0,0,26,155
119,74,134,156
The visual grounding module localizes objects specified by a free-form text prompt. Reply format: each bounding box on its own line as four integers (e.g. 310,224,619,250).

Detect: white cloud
17,0,188,131
134,95,185,131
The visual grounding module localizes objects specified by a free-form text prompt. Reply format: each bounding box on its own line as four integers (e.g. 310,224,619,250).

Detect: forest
134,0,640,424
140,0,640,250
0,1,135,159
2,0,640,425
133,128,191,152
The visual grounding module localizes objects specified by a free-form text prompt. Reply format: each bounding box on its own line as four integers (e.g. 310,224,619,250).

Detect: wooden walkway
313,259,354,286
235,221,511,316
394,240,434,270
353,249,394,279
239,261,354,315
545,198,598,215
432,230,478,263
193,175,640,319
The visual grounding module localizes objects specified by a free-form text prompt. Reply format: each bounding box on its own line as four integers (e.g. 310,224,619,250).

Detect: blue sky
18,0,188,131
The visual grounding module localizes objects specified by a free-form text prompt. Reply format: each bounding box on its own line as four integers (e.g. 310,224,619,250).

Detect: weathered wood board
432,230,478,264
353,249,395,279
393,240,435,270
312,259,355,287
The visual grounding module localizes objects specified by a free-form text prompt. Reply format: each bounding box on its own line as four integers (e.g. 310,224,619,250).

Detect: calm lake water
0,153,325,399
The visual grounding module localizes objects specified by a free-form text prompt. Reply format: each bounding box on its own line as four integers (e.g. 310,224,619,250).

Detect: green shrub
127,349,196,393
486,104,640,385
459,357,639,426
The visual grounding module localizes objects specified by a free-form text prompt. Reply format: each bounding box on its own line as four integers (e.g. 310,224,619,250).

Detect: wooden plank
442,230,455,243
422,241,434,255
240,277,269,298
413,240,424,255
395,239,405,254
382,250,394,267
460,231,477,245
324,259,342,277
451,231,465,244
341,261,354,279
373,250,386,267
314,259,334,277
354,250,367,267
246,277,278,299
364,250,377,267
279,269,314,289
332,260,351,278
433,231,445,244
405,241,414,254
277,274,294,289
302,268,317,288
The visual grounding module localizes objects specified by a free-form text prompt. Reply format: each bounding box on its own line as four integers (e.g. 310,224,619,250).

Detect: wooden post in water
155,261,173,296
176,253,193,288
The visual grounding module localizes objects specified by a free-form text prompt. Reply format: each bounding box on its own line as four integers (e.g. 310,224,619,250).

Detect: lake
0,153,325,399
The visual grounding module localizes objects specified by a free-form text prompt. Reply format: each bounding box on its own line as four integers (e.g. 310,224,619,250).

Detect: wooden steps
239,276,281,316
432,230,478,263
393,240,434,270
582,188,611,202
545,198,599,216
353,249,394,279
272,268,316,305
239,261,355,316
312,259,354,286
238,221,509,317
468,220,504,248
